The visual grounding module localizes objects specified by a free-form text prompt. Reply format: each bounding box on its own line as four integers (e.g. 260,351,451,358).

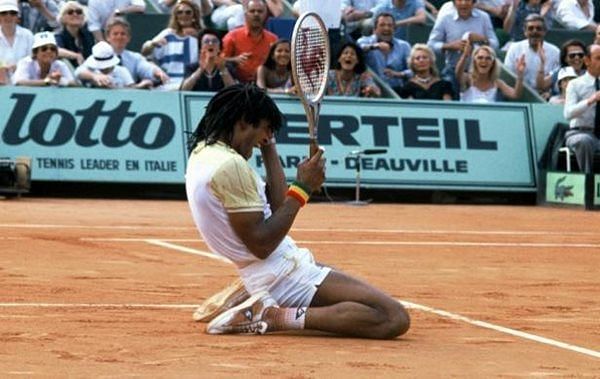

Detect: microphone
349,149,388,155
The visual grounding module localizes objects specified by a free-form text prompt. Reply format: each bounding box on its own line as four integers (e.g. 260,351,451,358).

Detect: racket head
290,12,330,107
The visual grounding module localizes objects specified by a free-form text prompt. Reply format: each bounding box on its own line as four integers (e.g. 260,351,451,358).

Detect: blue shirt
357,34,411,88
371,0,425,41
118,49,159,82
427,8,498,70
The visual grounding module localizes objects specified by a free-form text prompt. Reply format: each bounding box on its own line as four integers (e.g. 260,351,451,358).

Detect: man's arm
228,149,325,259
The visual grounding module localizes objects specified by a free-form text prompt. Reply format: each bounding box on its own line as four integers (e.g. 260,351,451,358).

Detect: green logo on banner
546,172,585,205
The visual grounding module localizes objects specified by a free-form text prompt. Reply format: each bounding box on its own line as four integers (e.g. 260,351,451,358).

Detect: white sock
268,307,306,331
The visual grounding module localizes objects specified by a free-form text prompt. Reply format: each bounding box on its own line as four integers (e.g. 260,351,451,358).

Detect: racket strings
295,25,327,100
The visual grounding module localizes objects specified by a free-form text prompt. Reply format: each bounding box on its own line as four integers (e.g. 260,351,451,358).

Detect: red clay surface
1,198,599,377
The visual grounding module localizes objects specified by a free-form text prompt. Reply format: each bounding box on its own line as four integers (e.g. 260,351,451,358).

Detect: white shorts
238,248,331,308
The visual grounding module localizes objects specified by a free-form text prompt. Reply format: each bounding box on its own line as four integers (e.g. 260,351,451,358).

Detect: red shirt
222,26,278,83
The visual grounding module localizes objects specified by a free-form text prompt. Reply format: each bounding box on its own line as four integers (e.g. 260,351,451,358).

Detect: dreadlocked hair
187,83,284,154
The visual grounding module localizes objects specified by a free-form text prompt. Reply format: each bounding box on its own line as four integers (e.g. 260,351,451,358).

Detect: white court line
401,301,600,359
0,303,196,309
1,299,597,359
2,223,599,236
80,237,600,249
144,239,231,264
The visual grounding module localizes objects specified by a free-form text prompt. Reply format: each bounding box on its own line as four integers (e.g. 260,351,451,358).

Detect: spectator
341,0,379,40
256,39,294,94
18,0,62,33
357,12,411,95
399,43,454,100
549,65,577,104
55,1,94,67
87,0,145,42
503,0,553,46
105,17,169,89
75,40,134,88
12,31,76,86
555,0,596,31
563,44,600,173
456,42,525,102
181,30,236,91
212,0,282,31
326,41,381,97
222,0,277,83
504,13,559,94
0,0,34,84
427,0,499,92
475,0,511,29
158,0,213,26
141,0,200,90
544,39,587,95
371,0,427,41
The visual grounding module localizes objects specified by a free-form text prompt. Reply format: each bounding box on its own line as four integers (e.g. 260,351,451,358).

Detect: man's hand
296,148,325,193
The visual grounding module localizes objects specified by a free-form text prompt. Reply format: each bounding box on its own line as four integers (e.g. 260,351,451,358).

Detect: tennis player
185,84,409,339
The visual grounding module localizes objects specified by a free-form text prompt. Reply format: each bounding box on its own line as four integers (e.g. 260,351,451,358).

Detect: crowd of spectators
1,0,599,106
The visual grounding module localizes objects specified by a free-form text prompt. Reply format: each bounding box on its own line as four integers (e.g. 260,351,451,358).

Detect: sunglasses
567,52,584,59
0,10,18,16
202,37,219,45
66,8,83,15
526,25,544,31
176,9,193,15
38,45,57,52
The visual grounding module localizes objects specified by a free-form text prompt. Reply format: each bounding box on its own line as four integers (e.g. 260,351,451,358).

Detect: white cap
87,41,120,69
557,66,577,83
0,0,19,14
32,31,57,49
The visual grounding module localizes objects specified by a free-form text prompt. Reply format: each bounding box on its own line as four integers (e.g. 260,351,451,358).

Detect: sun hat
0,0,18,14
32,31,57,49
557,66,578,83
87,41,120,69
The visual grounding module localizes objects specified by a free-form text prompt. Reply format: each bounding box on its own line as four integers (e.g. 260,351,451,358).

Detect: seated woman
180,30,235,92
141,0,201,90
54,1,94,68
326,42,380,97
456,43,525,103
256,39,294,95
12,31,76,87
399,44,453,101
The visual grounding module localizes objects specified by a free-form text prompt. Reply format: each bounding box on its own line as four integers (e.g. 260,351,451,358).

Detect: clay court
1,197,599,377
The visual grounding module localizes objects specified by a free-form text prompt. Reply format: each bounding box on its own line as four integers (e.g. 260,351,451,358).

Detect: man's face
245,0,267,28
454,0,474,19
585,46,600,77
0,10,18,29
524,20,545,45
374,16,395,41
106,25,130,52
231,119,273,160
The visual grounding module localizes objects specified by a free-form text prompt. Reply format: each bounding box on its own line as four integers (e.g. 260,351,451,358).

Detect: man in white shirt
504,13,559,92
563,44,600,173
87,0,145,42
555,0,596,31
186,84,410,338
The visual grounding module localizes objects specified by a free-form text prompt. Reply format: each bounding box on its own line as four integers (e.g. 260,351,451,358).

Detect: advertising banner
183,94,537,191
1,87,186,183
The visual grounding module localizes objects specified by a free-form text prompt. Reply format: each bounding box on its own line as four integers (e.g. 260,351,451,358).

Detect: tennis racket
290,12,330,157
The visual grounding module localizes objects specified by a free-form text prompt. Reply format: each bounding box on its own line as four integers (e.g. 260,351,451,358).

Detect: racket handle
309,139,319,158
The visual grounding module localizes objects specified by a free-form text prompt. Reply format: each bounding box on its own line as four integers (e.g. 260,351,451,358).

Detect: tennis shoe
206,291,278,335
193,278,249,322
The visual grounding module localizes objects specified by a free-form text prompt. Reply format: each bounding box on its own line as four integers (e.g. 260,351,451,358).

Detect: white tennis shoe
193,278,249,322
206,291,278,335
